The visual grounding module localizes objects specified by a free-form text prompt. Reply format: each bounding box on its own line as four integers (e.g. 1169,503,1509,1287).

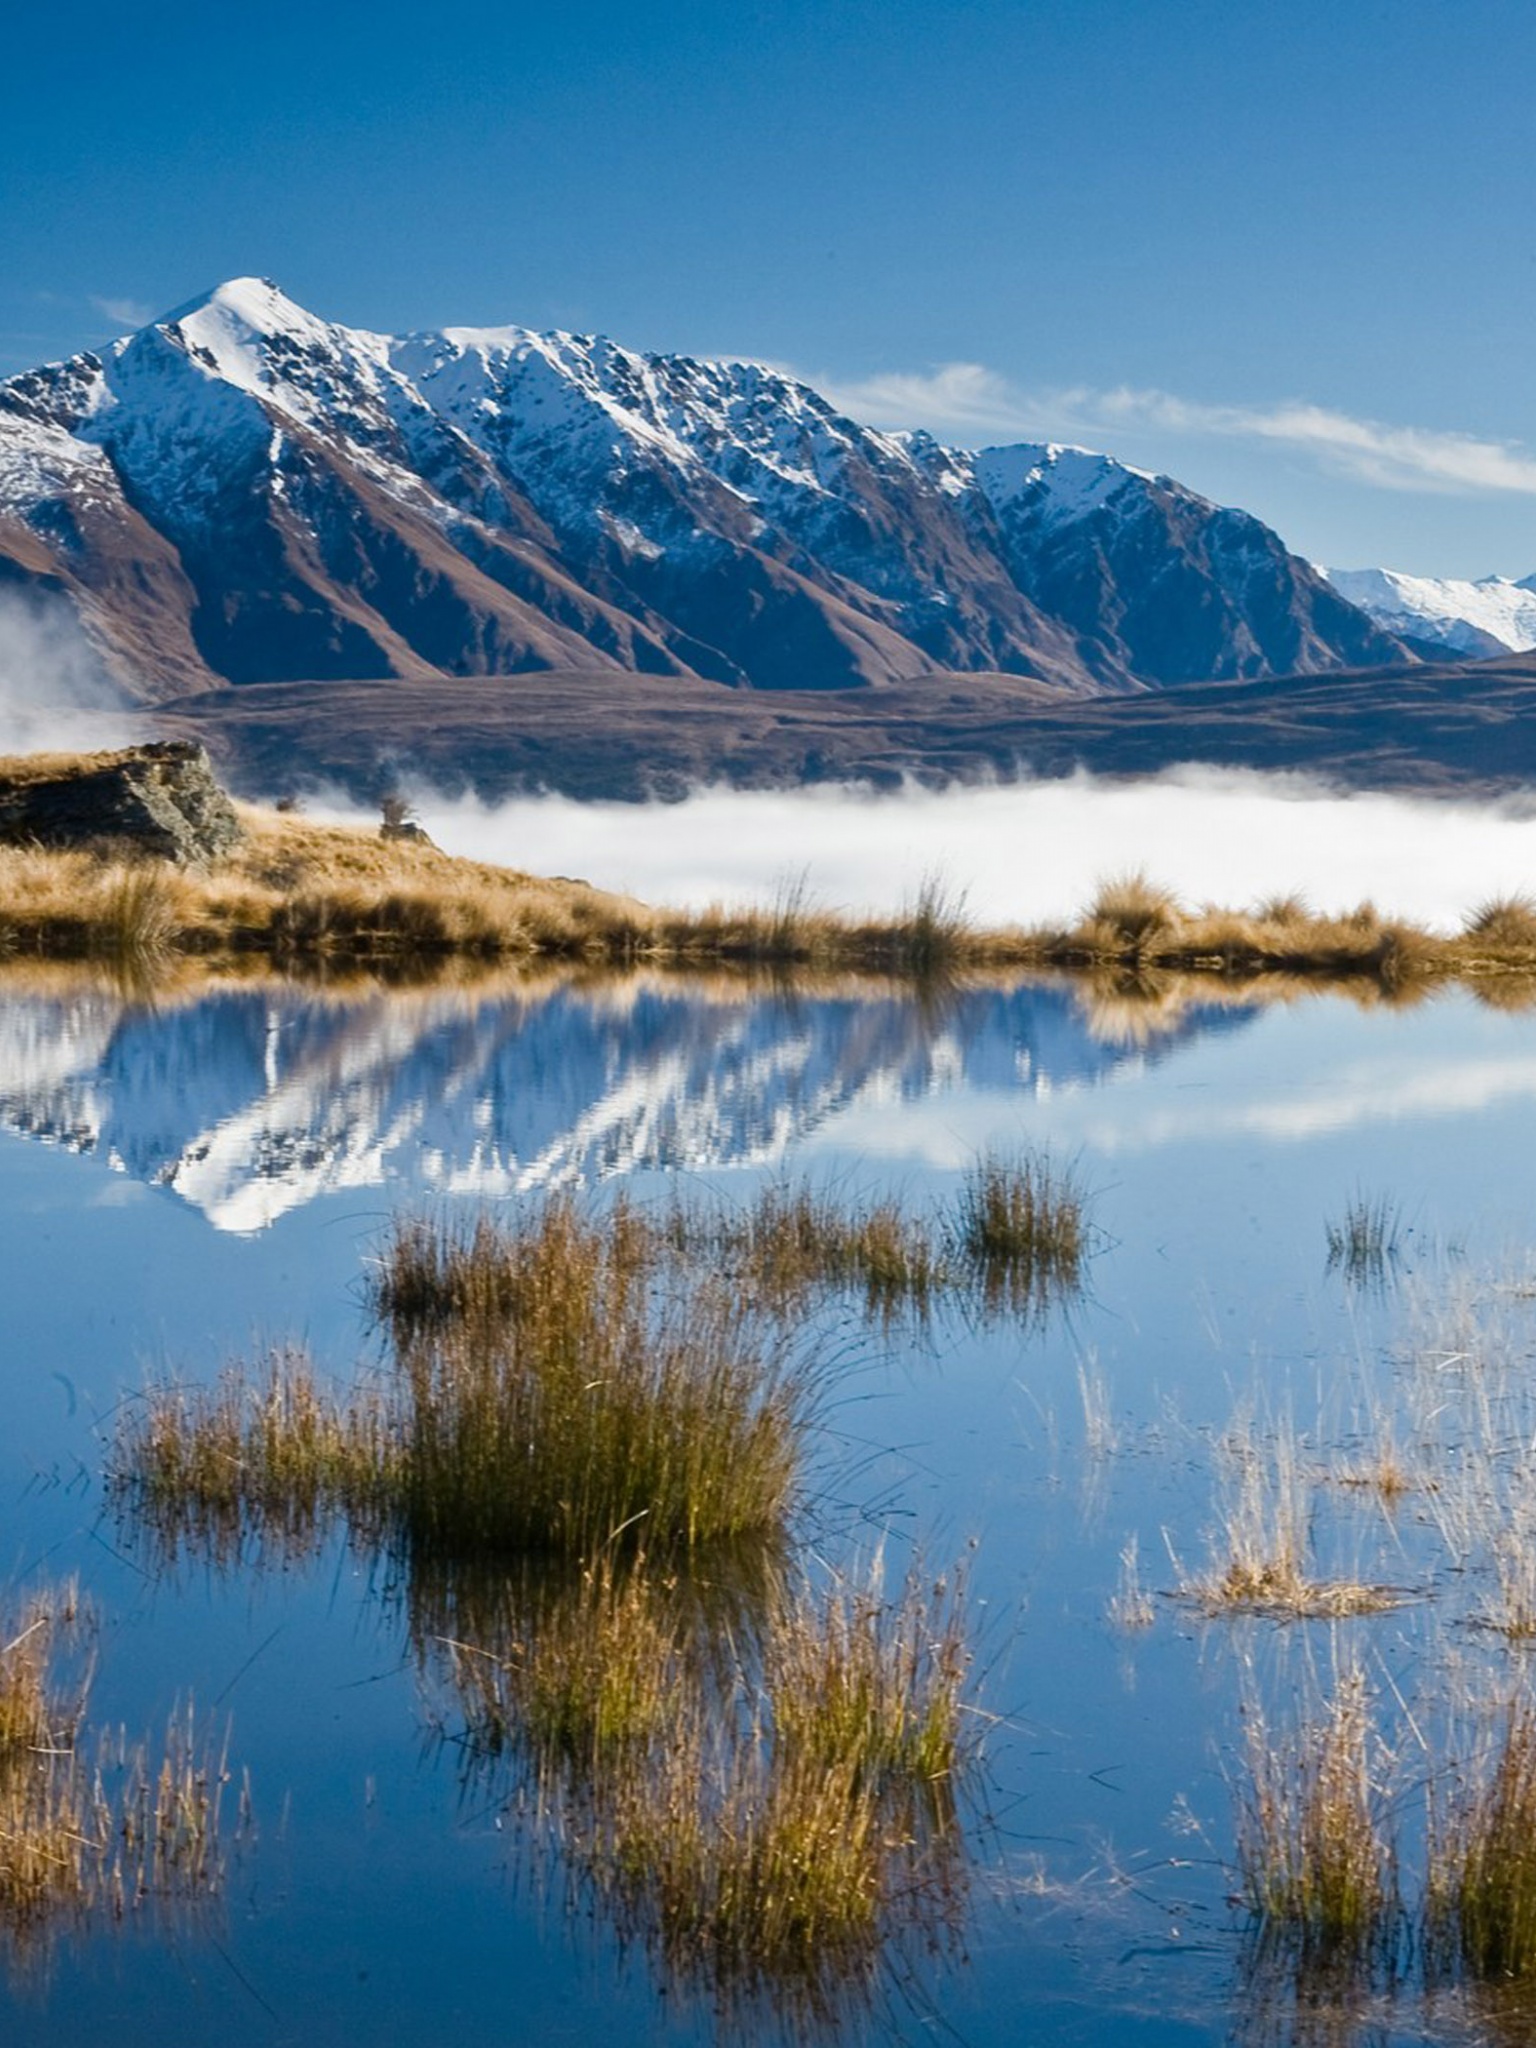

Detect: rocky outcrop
0,741,242,862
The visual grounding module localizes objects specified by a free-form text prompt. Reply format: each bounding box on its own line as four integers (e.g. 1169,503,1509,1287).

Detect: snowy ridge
968,442,1163,523
1322,565,1536,656
0,278,1418,701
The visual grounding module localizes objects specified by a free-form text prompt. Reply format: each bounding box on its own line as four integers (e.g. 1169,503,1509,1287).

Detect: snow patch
1323,564,1536,654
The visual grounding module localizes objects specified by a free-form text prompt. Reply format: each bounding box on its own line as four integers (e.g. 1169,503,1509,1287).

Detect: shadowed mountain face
0,278,1415,705
0,974,1256,1233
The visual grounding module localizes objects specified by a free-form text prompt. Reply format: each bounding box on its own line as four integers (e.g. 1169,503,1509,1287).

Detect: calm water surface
3,968,1535,2045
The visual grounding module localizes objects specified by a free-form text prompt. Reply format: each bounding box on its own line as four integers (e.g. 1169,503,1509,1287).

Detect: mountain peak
157,277,308,334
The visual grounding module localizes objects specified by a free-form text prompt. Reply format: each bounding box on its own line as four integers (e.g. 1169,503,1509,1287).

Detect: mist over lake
394,767,1536,929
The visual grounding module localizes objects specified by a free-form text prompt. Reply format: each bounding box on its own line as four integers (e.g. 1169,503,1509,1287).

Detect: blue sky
5,0,1535,576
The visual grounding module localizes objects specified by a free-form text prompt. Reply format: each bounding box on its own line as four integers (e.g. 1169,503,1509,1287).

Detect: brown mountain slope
153,654,1536,804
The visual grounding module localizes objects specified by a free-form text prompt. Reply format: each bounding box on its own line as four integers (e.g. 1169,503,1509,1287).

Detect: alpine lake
5,952,1536,2048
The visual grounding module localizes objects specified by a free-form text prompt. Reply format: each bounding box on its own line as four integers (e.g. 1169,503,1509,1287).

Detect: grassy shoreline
5,771,1536,991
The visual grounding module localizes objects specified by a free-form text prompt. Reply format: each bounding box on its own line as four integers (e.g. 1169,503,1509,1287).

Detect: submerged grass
0,1582,236,1947
1188,1413,1400,1618
1326,1193,1405,1289
1238,1667,1399,1970
431,1547,973,2035
952,1150,1087,1314
1429,1700,1536,1980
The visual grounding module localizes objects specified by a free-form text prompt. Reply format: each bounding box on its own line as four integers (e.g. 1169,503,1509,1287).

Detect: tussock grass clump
951,1151,1087,1313
1331,1438,1421,1507
1081,870,1182,951
375,1197,660,1347
893,872,971,978
385,1201,809,1560
109,1348,395,1568
1464,893,1536,948
118,1200,816,1572
1253,892,1312,926
664,1182,945,1322
1429,1701,1536,1980
1238,1668,1399,1969
663,1158,1088,1327
110,1181,982,2026
100,861,186,961
0,844,198,965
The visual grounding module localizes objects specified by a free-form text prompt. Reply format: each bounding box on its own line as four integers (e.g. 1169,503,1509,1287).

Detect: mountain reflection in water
0,970,1258,1232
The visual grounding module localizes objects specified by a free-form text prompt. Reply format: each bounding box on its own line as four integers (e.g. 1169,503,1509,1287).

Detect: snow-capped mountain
1321,566,1536,658
0,973,1255,1234
0,279,1417,705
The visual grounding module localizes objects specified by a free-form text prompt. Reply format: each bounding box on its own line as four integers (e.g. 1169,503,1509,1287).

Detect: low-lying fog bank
375,768,1536,932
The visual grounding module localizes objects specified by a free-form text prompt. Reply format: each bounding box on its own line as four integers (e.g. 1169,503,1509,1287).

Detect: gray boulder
0,741,243,863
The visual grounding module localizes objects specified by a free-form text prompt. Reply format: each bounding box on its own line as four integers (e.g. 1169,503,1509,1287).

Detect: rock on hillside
0,741,243,862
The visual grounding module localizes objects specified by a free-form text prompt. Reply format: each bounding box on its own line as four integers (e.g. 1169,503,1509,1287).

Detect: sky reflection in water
2,969,1536,2043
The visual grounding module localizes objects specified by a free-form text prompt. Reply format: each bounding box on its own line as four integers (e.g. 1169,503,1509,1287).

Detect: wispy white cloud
818,362,1063,442
90,294,153,330
1091,387,1536,496
820,362,1536,498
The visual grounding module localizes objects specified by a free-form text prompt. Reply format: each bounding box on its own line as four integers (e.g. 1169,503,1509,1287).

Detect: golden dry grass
1429,1700,1536,1980
1186,1414,1402,1619
0,1581,235,1949
8,754,1536,992
105,1174,979,2026
429,1548,972,2034
1238,1667,1399,1968
115,1197,817,1571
